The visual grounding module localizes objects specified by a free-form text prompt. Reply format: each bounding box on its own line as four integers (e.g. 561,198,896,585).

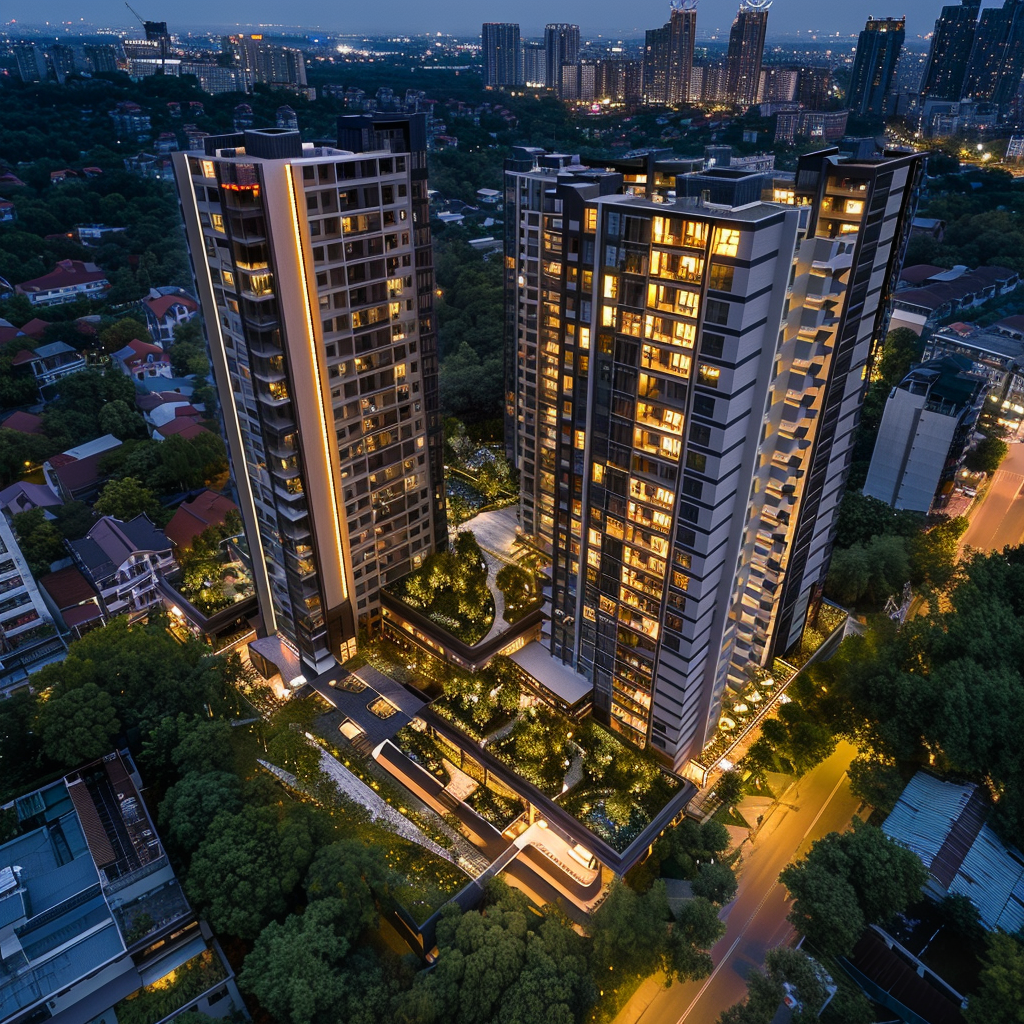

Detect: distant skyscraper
798,66,832,108
13,44,49,83
920,1,981,102
545,24,580,91
523,42,547,87
963,0,1024,106
482,23,522,88
848,16,906,117
173,116,445,675
725,0,770,105
646,0,699,106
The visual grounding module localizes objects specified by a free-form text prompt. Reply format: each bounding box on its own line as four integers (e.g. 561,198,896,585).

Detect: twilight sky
5,0,1003,43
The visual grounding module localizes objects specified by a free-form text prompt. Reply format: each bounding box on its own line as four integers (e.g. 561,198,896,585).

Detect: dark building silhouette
545,23,580,91
725,0,770,106
963,0,1024,106
920,1,981,101
643,1,698,105
847,16,906,117
482,23,522,87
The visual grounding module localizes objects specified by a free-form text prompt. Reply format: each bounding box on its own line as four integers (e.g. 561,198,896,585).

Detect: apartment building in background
482,23,523,88
174,115,445,677
847,16,906,118
725,0,771,106
643,0,698,106
545,23,581,93
504,145,923,769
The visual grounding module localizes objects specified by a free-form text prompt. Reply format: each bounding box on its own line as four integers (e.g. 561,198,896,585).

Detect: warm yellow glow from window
210,213,225,234
201,160,216,179
713,228,741,257
585,208,598,232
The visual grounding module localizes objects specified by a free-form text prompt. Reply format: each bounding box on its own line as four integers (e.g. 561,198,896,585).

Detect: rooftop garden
387,531,494,645
490,708,681,853
430,654,522,738
495,563,543,625
174,518,253,615
113,948,227,1024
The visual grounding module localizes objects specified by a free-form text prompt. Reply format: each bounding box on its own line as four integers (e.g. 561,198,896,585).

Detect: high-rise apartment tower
920,1,981,102
174,116,445,676
962,0,1024,106
847,16,906,118
504,147,923,769
643,1,698,105
545,24,581,92
482,23,522,88
725,0,770,105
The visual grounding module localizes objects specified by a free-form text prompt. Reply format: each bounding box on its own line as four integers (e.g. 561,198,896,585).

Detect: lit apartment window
713,228,741,257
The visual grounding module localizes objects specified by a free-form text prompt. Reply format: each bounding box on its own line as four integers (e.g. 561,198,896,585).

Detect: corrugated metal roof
882,773,975,870
952,824,1024,934
66,781,115,867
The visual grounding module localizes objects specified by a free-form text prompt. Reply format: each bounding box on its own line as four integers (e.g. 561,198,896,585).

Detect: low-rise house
135,389,196,434
0,752,244,1023
0,481,63,520
141,287,199,344
0,515,64,697
0,199,15,223
863,356,988,512
923,323,1024,434
0,411,45,436
15,259,110,307
892,263,1021,332
75,224,127,245
39,564,105,638
883,771,1024,935
154,415,212,442
68,514,176,620
10,340,88,399
165,489,239,550
111,338,172,380
43,434,123,503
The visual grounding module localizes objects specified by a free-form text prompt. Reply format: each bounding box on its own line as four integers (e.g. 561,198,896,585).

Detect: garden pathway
560,742,585,796
481,713,520,748
313,751,455,861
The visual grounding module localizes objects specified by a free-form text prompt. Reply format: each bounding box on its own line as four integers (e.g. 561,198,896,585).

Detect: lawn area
387,531,494,645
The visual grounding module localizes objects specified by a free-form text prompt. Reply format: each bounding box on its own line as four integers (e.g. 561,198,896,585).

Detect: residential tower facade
504,147,923,770
174,116,444,676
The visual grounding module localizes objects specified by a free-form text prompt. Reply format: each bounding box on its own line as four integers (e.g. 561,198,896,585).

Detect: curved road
614,741,863,1024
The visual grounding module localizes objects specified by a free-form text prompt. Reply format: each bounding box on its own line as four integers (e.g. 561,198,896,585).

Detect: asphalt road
614,741,863,1024
960,441,1024,555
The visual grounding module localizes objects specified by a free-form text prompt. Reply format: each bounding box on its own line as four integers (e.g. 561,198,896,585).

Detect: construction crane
125,3,169,68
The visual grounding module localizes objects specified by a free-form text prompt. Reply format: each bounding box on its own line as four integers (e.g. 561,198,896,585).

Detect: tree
98,316,152,355
304,839,396,943
159,770,242,858
12,507,66,577
876,327,924,390
0,428,62,486
965,932,1024,1024
93,476,161,520
716,770,743,809
965,435,1008,474
590,879,673,979
171,718,236,775
400,881,595,1024
36,683,121,766
692,862,738,905
186,806,304,940
98,398,147,440
668,897,725,981
239,899,352,1024
779,819,927,957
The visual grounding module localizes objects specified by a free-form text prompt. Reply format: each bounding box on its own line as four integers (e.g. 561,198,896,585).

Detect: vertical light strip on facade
284,163,350,602
179,158,277,633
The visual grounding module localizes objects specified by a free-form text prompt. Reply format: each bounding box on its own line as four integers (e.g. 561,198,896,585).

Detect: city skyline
4,0,1020,41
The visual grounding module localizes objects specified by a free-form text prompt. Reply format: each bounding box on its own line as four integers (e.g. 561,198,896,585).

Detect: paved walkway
312,750,456,862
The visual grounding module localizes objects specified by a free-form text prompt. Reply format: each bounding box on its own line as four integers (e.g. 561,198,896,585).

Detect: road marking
801,772,850,841
669,768,851,1024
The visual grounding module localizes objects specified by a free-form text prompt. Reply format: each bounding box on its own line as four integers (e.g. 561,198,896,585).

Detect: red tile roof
11,349,37,366
19,318,51,339
165,489,238,549
157,419,210,441
39,566,99,610
16,260,109,296
144,293,198,319
2,411,45,435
